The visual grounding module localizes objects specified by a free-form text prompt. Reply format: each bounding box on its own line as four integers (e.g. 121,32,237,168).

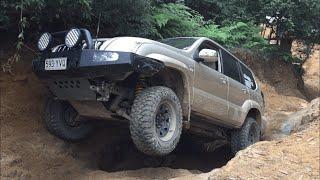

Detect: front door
192,41,229,122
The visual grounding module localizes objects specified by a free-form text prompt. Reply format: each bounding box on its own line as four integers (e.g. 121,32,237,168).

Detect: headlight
38,32,52,51
65,28,81,48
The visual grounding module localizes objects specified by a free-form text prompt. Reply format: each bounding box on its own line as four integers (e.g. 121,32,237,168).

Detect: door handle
220,77,227,84
242,88,248,94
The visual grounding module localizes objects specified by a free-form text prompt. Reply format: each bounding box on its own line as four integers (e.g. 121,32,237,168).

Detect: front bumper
33,49,164,80
32,49,164,100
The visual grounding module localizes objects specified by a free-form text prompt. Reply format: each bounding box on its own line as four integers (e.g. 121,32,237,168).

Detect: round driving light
65,28,81,48
38,33,52,51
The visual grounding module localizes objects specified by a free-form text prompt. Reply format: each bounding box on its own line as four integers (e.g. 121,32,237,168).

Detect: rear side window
222,51,241,83
240,63,256,90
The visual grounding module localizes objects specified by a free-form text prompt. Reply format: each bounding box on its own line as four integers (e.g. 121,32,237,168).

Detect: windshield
159,37,198,50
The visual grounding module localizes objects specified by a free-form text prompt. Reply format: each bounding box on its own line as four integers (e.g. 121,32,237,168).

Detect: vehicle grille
53,41,104,52
55,45,71,52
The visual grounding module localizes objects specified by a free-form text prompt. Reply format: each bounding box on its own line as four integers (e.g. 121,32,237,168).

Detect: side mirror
198,49,219,63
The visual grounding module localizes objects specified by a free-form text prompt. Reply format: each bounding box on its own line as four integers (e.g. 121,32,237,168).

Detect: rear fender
236,100,263,128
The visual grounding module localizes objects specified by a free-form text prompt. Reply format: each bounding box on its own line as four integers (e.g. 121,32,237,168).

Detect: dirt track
0,46,319,179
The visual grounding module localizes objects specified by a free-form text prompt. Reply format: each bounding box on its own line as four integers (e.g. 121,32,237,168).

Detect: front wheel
130,86,183,156
44,98,93,141
230,117,260,155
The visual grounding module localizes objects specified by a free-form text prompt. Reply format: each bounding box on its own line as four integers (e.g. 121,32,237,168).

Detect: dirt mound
174,114,319,180
276,98,319,137
0,73,86,179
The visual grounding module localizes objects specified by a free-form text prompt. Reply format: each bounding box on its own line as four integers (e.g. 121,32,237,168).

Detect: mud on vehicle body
33,28,265,156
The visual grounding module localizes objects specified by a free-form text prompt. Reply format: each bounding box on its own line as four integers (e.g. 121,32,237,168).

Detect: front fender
146,54,194,121
136,43,195,121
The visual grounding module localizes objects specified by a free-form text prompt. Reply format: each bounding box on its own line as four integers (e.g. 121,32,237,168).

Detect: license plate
45,58,67,70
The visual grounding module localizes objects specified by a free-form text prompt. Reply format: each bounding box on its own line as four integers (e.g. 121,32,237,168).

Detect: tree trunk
280,38,293,53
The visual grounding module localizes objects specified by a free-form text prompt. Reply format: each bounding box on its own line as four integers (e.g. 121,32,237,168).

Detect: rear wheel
44,98,93,141
230,117,260,155
130,86,182,156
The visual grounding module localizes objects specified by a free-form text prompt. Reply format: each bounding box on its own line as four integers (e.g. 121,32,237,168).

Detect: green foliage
92,0,154,37
151,3,267,50
0,1,269,54
185,0,262,24
1,0,94,40
1,0,316,64
198,22,267,49
282,53,302,63
259,0,320,44
151,3,203,38
184,0,221,21
186,0,320,47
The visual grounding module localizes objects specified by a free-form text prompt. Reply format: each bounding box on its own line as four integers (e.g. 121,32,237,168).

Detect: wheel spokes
155,103,172,138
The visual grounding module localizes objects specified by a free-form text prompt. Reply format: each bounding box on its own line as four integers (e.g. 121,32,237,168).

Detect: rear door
239,62,256,91
239,62,264,109
221,50,249,125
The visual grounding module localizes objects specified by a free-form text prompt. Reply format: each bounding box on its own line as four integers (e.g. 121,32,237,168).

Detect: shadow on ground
70,121,233,173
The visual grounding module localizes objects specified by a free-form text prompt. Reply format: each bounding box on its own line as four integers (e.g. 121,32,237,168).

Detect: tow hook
90,82,112,102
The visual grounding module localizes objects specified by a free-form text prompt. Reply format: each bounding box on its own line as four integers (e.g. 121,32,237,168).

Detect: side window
194,41,221,71
221,51,241,82
240,63,256,90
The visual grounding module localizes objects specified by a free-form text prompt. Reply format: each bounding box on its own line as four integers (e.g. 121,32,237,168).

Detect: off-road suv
33,28,265,156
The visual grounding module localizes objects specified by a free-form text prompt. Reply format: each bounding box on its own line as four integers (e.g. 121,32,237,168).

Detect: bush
197,21,267,49
151,3,268,50
1,1,267,49
151,3,203,38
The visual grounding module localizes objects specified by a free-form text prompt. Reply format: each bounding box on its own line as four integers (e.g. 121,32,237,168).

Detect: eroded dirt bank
173,100,319,180
1,46,319,179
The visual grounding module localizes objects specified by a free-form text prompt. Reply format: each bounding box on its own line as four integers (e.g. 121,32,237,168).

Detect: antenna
95,12,102,48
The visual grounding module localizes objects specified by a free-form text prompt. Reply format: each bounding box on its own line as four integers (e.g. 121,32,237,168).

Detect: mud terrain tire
230,117,260,155
130,86,182,156
44,98,93,141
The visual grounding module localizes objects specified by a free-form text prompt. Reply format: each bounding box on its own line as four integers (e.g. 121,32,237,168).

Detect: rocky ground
173,100,319,180
0,44,319,179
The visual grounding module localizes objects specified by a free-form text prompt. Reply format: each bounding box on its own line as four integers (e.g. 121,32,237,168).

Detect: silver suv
33,28,265,156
